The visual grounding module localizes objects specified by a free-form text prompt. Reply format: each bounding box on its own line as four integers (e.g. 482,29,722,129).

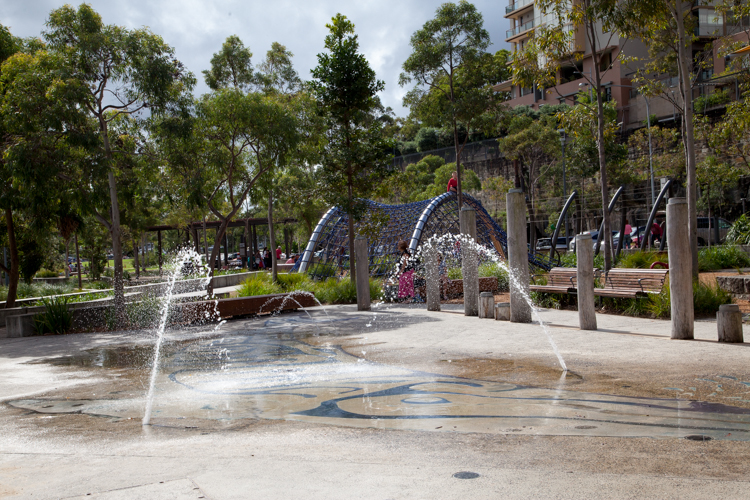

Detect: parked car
697,217,731,245
535,236,572,253
568,231,619,251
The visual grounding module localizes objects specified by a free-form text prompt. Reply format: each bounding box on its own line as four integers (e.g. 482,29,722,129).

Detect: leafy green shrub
558,252,605,269
447,267,462,280
370,279,384,301
727,214,750,245
694,89,730,111
698,245,750,271
237,273,282,297
35,268,60,278
34,296,73,335
87,280,112,290
478,262,509,291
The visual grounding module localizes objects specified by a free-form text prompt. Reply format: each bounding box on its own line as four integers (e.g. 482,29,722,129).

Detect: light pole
559,130,570,244
644,95,655,208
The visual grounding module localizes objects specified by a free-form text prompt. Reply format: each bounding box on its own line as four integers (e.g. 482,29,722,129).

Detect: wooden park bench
530,268,584,294
595,268,668,299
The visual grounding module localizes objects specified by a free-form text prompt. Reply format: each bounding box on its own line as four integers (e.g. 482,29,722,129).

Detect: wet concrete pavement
2,303,750,498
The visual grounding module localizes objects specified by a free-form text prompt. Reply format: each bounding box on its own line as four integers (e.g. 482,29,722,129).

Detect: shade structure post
667,198,694,339
576,233,597,330
460,207,479,316
507,189,531,323
354,236,370,311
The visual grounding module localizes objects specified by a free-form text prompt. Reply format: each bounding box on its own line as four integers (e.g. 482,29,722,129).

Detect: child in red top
447,171,458,193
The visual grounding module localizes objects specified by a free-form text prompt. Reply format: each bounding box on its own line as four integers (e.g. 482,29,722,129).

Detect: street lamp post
645,96,655,208
559,130,570,244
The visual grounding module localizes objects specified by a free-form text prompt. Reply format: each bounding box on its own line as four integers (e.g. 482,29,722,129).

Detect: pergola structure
297,193,551,279
144,217,297,271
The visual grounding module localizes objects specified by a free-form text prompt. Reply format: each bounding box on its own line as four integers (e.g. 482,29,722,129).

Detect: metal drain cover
685,435,713,441
453,471,480,479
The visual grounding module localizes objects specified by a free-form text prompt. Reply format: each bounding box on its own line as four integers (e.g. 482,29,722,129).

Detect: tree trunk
65,238,71,279
675,1,699,277
191,226,200,254
133,238,140,280
268,191,277,282
107,170,126,324
453,116,464,209
203,217,209,268
347,215,356,284
207,220,229,296
596,94,613,271
75,233,82,290
4,209,19,309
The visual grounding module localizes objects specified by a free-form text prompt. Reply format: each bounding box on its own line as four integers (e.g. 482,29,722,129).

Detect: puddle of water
13,320,750,442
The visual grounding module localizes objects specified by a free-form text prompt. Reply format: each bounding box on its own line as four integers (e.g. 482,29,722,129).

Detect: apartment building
494,0,745,131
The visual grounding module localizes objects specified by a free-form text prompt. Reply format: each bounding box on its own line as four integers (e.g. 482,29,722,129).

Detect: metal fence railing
392,138,504,170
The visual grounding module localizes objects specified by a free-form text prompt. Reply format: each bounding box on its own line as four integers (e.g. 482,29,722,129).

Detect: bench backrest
546,268,580,287
602,268,668,292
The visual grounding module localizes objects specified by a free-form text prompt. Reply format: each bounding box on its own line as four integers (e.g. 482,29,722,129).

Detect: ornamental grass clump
34,296,73,335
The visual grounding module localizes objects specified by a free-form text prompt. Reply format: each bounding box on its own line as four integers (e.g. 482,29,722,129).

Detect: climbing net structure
295,192,552,279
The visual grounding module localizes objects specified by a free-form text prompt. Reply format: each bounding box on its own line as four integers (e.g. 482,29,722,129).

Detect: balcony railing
506,0,534,15
506,19,535,39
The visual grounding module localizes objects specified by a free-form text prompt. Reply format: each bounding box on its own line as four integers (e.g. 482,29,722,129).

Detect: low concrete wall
69,291,316,331
0,271,260,327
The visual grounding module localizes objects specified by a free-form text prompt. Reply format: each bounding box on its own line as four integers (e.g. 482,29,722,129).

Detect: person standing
447,171,458,193
263,247,271,269
276,246,282,260
623,219,633,249
650,221,663,247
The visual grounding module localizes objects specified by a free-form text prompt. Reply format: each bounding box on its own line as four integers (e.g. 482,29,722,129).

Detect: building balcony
506,19,535,41
506,0,534,17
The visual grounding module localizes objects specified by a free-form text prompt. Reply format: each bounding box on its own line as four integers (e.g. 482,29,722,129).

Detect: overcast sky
2,0,510,117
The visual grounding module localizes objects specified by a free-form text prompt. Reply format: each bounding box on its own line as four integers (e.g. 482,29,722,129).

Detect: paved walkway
1,304,750,499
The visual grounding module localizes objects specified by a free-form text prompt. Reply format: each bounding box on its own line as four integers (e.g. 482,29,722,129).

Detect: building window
599,52,612,72
560,62,583,84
